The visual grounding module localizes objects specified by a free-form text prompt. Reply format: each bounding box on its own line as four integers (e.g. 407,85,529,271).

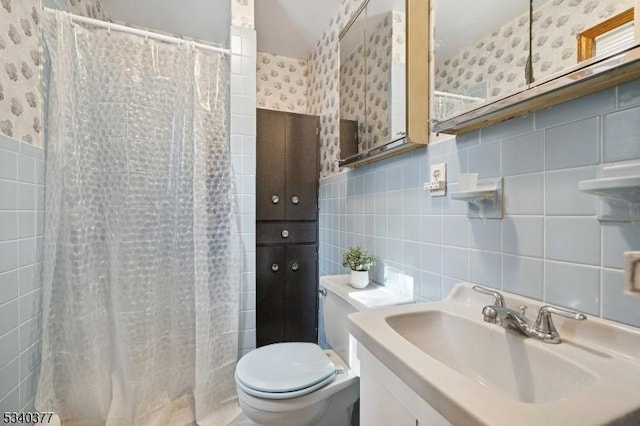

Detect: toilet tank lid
320,275,414,311
235,343,336,394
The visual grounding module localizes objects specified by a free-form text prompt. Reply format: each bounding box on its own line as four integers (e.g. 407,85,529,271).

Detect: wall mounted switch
623,251,640,297
424,162,446,197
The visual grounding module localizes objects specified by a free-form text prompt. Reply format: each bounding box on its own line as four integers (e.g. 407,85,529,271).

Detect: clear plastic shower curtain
37,11,240,425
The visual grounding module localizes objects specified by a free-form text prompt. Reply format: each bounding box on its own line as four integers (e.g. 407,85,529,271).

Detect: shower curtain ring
145,30,149,43
107,21,111,36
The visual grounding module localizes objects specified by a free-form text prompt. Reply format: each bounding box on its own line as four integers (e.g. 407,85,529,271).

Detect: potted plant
342,246,376,289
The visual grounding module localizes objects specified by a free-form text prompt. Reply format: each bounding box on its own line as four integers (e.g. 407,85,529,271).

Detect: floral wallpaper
231,0,254,29
256,52,308,114
53,0,108,20
391,10,405,64
0,0,107,145
0,0,42,144
435,0,634,115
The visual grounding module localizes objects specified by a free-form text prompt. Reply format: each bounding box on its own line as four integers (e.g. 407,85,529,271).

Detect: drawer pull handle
271,263,279,272
291,262,299,271
272,195,280,204
291,196,300,205
281,229,289,238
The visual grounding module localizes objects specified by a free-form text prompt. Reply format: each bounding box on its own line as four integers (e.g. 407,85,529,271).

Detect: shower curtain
37,11,240,425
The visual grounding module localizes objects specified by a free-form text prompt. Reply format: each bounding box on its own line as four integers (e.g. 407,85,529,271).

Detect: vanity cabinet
256,109,319,347
358,344,452,426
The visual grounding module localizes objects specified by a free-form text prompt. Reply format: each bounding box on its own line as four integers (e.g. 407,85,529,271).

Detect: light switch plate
428,162,446,197
623,251,640,297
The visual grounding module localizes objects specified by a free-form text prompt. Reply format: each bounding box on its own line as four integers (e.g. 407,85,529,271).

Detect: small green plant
342,246,376,271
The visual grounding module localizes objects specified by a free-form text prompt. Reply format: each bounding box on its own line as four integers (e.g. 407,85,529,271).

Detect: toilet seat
235,342,338,400
236,370,337,399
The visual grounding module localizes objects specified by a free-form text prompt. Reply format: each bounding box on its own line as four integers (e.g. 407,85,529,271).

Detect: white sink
386,310,596,404
348,283,640,425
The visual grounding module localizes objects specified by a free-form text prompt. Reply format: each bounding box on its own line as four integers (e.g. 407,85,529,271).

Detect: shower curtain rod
43,7,231,55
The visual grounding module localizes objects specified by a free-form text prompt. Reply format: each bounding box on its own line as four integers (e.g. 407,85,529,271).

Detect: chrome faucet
472,286,587,344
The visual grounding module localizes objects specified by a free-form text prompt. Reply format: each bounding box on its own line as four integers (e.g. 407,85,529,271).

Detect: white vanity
348,283,640,426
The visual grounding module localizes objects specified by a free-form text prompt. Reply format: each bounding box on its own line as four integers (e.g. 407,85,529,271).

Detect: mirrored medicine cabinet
338,0,428,168
432,0,640,134
338,0,640,168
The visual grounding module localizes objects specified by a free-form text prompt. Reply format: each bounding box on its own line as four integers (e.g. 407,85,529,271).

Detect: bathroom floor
228,411,254,426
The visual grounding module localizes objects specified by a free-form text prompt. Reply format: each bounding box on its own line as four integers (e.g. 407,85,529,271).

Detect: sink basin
385,310,596,403
347,282,640,425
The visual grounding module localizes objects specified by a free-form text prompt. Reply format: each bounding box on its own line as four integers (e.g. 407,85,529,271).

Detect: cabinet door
284,244,318,342
257,110,286,221
256,245,285,346
285,114,318,221
360,373,418,426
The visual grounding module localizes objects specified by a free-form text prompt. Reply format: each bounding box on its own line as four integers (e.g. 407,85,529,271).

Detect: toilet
234,274,413,426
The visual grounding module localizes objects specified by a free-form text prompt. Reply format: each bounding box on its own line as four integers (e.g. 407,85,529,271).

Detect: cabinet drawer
257,222,317,244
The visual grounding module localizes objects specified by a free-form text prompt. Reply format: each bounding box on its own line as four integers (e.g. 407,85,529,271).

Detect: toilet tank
319,275,413,371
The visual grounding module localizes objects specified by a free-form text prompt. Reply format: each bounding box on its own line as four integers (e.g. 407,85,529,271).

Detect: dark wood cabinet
256,244,318,346
256,112,286,221
257,110,318,221
256,245,285,345
256,109,319,347
284,244,318,342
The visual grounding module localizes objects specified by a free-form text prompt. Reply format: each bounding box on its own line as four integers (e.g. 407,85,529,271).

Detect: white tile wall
230,26,257,359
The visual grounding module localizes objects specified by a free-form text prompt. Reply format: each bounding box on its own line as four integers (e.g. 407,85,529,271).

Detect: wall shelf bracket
450,177,503,219
579,163,640,221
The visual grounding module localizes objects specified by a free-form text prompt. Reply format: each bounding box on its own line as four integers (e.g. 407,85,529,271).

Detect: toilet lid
235,343,337,394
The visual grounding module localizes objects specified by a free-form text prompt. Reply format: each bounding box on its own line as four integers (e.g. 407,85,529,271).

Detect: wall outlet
623,251,640,297
426,162,446,197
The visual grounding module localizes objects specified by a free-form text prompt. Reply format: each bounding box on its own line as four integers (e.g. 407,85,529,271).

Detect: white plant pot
349,270,370,289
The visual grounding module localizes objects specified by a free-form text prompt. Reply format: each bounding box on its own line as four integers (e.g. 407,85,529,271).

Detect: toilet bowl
236,345,358,426
235,275,413,426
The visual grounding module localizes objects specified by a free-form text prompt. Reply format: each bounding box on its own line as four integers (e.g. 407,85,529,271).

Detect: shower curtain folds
37,10,240,425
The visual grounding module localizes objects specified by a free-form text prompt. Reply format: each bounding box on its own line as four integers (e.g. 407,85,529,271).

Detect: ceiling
255,0,342,59
99,0,339,58
98,0,549,62
100,0,230,46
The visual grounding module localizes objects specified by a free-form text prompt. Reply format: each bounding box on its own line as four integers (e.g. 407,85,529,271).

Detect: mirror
433,0,532,121
433,0,640,126
339,0,427,167
340,9,367,159
532,0,636,82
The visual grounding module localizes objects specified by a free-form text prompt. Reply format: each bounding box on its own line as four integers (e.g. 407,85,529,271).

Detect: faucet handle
472,285,505,307
519,304,528,316
534,305,587,343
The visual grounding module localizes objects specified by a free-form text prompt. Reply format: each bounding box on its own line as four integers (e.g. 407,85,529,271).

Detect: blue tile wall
319,83,640,329
0,134,44,412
